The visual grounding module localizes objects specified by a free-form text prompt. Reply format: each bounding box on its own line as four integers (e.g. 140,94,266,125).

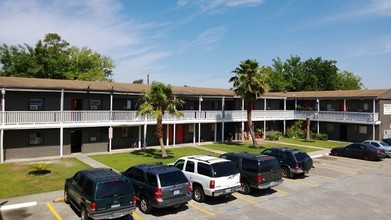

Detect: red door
169,125,184,144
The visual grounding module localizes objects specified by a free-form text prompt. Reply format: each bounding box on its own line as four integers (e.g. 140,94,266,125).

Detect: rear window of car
211,161,239,177
158,171,188,187
95,179,132,199
259,159,280,172
293,152,310,161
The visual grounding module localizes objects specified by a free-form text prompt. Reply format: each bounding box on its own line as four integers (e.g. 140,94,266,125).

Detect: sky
0,0,390,89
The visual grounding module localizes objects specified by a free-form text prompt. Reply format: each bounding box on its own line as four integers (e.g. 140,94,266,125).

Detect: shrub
266,131,283,141
285,121,304,139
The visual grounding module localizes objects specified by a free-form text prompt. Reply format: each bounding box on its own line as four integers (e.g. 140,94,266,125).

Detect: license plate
270,181,275,186
111,204,120,208
173,190,180,195
225,188,231,193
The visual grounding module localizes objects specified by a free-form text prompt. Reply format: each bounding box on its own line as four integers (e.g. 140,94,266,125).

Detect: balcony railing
0,110,379,127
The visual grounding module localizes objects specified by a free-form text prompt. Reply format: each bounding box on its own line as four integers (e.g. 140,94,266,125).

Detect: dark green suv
261,148,314,178
220,152,283,194
64,168,137,220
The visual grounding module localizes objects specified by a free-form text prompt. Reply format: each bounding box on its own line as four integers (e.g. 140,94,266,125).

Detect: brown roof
0,76,235,97
263,89,391,100
1,77,391,99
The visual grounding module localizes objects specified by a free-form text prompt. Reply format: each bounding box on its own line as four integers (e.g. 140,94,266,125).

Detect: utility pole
147,74,149,85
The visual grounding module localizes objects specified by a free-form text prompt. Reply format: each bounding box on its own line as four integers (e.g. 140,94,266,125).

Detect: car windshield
158,171,188,187
95,179,132,199
211,161,239,177
293,152,310,161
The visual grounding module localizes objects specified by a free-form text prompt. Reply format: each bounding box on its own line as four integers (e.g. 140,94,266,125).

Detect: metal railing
0,110,379,127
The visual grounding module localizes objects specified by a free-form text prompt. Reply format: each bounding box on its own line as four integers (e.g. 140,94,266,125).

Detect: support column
60,89,64,158
373,99,376,139
143,117,148,148
241,98,245,141
263,98,266,139
1,89,5,163
166,124,169,146
221,96,225,142
198,96,202,145
317,99,320,134
138,126,142,149
283,98,286,135
173,123,176,147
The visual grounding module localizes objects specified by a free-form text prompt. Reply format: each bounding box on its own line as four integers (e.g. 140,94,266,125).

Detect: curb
0,201,37,211
53,197,64,203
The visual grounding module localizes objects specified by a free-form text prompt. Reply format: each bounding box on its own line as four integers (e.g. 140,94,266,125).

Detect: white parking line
0,201,37,211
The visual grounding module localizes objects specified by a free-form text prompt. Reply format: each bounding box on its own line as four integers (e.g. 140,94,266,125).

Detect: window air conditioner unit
91,105,98,110
30,105,38,110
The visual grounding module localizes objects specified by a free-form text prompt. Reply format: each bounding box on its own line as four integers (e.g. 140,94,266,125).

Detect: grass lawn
277,137,349,149
91,147,219,172
0,158,90,199
201,141,320,154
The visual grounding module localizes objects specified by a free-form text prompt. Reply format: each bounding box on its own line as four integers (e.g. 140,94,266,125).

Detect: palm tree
136,81,184,158
229,59,269,147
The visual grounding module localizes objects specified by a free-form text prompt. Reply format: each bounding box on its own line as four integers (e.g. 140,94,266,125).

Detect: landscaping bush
285,121,304,139
266,131,283,141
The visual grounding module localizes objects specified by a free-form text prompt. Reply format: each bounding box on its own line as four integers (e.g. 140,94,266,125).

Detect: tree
268,56,364,92
133,79,144,84
229,59,269,147
335,71,364,90
0,33,114,81
136,82,184,158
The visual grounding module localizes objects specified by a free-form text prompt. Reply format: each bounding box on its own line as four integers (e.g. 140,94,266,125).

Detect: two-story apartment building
1,76,391,162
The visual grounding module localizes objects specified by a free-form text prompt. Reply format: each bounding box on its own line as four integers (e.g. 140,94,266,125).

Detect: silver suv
173,155,241,202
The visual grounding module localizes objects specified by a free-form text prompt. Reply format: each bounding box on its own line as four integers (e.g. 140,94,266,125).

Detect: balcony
0,110,379,129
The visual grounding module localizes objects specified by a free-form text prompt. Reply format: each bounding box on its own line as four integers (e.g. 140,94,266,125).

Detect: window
197,163,211,177
29,132,43,145
358,126,367,134
327,124,334,132
121,127,129,138
123,100,132,110
188,124,194,133
363,103,369,111
174,159,185,170
146,173,157,186
185,161,195,172
242,159,258,172
29,98,43,111
90,99,101,110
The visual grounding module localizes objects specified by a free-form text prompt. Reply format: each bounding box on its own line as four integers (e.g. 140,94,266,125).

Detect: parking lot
2,155,391,220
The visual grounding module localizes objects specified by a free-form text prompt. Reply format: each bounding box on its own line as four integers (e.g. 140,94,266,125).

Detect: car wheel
239,180,251,195
193,185,205,202
64,189,70,204
281,166,291,178
139,196,153,214
364,154,373,161
80,206,89,220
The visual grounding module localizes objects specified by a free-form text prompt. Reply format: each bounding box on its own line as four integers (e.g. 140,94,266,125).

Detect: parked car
330,143,386,161
220,152,283,194
64,168,137,220
363,140,391,157
260,148,313,178
123,162,192,214
173,155,241,202
382,138,391,145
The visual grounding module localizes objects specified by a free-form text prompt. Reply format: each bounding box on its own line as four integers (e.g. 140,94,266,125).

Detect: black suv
220,152,283,194
123,162,192,214
64,168,136,220
261,148,314,178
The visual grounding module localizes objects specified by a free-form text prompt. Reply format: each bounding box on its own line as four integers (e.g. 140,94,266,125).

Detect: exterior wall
5,91,61,111
346,100,373,112
63,93,111,110
4,129,61,159
379,100,391,139
319,122,374,142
